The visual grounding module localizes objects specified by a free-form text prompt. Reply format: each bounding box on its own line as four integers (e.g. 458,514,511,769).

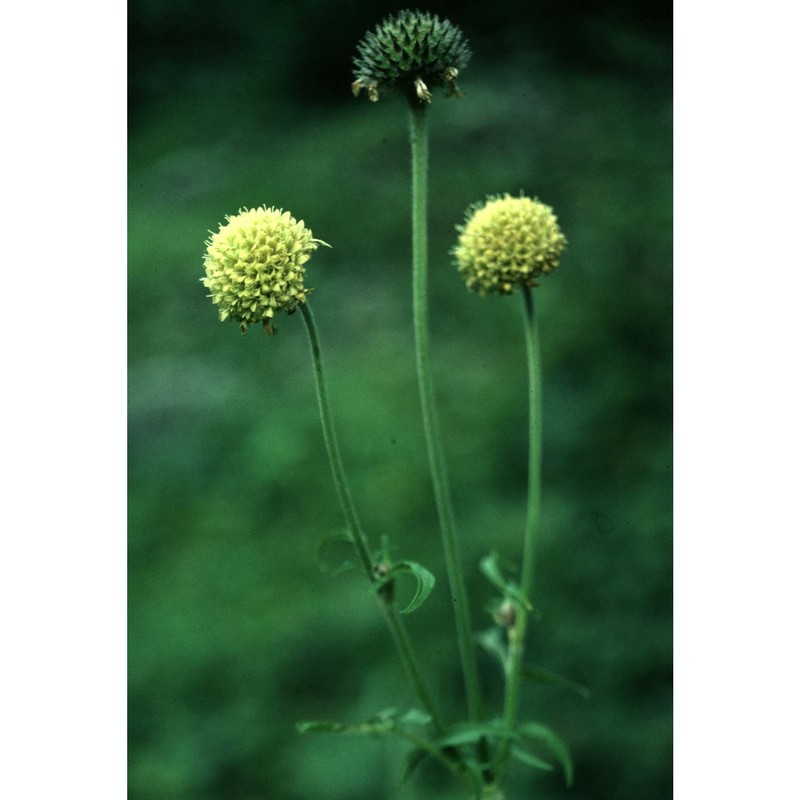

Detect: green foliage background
129,1,672,797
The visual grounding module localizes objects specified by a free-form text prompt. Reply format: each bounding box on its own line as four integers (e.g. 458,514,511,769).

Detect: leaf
296,720,341,734
296,717,394,738
479,552,532,610
518,722,574,787
511,746,554,772
399,708,433,727
479,552,510,592
522,664,591,699
401,747,430,783
385,560,436,614
297,708,432,742
475,627,507,671
436,720,515,749
300,712,452,786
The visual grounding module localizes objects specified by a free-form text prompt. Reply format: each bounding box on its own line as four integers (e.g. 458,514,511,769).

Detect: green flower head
453,194,567,296
202,206,327,334
352,9,470,105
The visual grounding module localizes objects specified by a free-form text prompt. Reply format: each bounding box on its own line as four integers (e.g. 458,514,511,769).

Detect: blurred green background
129,1,672,797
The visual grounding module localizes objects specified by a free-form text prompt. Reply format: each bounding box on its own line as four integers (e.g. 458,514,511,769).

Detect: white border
1,3,127,796
675,1,799,796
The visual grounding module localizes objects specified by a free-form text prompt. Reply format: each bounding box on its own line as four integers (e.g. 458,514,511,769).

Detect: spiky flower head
453,194,567,296
202,206,327,334
352,9,470,105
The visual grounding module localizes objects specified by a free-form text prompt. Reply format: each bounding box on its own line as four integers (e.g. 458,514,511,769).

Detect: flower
202,206,326,334
352,9,470,104
453,194,566,295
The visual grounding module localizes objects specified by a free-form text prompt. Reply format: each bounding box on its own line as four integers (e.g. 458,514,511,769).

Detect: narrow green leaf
522,664,591,699
399,708,433,727
479,552,508,592
296,720,343,734
475,627,507,671
388,560,436,614
436,720,515,748
401,747,430,783
297,708,432,741
479,552,532,610
518,722,574,787
511,746,554,772
296,718,395,738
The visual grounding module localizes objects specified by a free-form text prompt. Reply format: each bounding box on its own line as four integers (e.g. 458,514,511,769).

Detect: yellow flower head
453,194,566,296
202,206,326,334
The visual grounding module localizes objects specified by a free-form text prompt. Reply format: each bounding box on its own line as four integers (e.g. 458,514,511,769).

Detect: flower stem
299,301,444,733
300,301,372,578
381,606,445,735
409,103,482,722
500,285,542,770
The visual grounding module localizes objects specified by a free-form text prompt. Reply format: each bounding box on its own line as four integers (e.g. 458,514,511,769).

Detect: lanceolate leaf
475,627,507,671
435,720,515,748
522,664,591,699
298,708,432,740
384,560,436,614
479,552,532,610
479,551,511,591
399,708,433,726
511,746,554,772
299,710,461,785
518,722,574,787
296,718,394,737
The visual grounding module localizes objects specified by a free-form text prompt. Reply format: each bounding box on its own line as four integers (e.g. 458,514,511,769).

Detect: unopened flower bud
373,561,394,604
494,599,517,630
352,9,470,105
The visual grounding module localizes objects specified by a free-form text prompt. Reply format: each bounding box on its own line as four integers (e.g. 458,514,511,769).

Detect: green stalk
299,301,444,734
409,103,482,722
500,285,542,770
300,302,372,578
382,603,445,736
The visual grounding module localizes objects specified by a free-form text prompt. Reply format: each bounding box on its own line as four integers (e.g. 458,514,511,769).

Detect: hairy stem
409,103,482,722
